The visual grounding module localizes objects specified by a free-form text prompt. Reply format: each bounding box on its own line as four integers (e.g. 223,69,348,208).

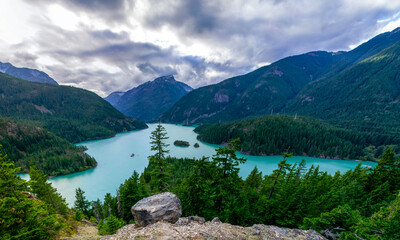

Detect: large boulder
131,192,182,227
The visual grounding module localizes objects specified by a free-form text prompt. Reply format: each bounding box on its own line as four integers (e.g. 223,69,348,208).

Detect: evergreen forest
195,115,400,161
0,117,96,176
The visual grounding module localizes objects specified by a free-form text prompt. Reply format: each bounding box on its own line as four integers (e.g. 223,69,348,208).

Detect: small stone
211,217,221,223
188,216,206,224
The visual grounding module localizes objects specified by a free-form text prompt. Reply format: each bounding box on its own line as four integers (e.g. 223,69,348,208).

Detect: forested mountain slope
158,51,340,124
288,40,400,136
0,117,96,176
0,72,147,143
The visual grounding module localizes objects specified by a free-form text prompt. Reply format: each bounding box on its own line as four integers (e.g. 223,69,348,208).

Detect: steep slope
288,40,400,136
158,51,340,124
0,116,96,176
158,28,400,125
106,75,192,121
0,61,58,85
0,72,147,143
323,27,400,78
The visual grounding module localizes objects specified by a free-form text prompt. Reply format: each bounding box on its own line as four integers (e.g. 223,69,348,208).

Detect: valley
1,17,400,240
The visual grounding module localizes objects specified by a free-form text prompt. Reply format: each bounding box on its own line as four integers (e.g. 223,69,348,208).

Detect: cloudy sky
0,0,400,97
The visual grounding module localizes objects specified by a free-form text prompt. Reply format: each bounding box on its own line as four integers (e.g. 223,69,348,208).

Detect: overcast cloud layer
0,0,400,96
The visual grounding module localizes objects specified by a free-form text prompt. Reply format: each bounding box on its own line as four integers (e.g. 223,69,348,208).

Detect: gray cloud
8,19,242,96
28,0,134,23
142,0,400,63
6,0,400,97
137,62,177,76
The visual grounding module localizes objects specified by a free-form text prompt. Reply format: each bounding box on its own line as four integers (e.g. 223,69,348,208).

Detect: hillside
195,115,399,160
106,75,192,121
0,72,147,143
158,51,340,124
287,40,400,137
0,116,96,176
0,61,58,85
158,28,400,136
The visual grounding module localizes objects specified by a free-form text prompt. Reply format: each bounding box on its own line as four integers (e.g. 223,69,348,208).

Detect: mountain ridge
0,61,58,85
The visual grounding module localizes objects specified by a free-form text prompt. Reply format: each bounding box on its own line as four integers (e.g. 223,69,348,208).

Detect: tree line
195,115,400,161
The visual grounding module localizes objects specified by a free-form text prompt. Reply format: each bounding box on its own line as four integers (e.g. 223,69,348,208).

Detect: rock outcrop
131,192,182,227
105,193,326,239
102,217,326,240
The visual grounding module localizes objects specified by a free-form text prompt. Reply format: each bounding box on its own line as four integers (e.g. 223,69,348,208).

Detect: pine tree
150,124,170,160
0,145,64,239
212,138,246,177
212,138,246,220
148,124,170,192
29,165,69,215
74,188,90,218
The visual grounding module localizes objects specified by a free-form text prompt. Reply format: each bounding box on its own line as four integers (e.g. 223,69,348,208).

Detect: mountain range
157,27,400,137
0,61,58,85
105,75,192,121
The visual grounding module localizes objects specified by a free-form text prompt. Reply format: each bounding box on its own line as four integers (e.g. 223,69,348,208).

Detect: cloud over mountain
0,0,399,96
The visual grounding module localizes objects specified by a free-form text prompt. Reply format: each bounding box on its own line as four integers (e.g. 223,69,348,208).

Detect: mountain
158,28,400,136
106,75,192,121
104,91,125,106
0,61,58,85
0,72,147,143
158,51,342,124
288,39,400,136
0,116,96,176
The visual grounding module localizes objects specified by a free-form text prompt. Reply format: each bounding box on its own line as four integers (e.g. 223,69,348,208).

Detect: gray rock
176,216,206,225
131,192,182,227
211,217,221,223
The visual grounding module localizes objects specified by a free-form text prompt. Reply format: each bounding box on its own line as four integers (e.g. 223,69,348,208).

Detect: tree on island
148,124,170,193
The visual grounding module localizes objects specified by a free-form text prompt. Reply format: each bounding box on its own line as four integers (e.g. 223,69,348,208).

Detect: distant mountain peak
0,62,12,73
0,61,58,85
154,75,175,82
105,75,193,121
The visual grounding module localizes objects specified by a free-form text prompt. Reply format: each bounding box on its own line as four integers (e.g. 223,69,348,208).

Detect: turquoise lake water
19,123,377,206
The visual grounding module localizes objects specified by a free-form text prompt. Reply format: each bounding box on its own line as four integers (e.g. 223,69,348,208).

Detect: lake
20,123,377,206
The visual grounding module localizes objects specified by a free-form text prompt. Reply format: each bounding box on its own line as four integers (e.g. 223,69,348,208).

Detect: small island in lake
194,143,200,148
174,140,190,147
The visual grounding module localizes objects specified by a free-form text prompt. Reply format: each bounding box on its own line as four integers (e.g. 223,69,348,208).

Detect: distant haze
0,0,399,96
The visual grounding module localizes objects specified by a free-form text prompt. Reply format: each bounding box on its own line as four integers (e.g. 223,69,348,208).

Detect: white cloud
0,0,399,97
